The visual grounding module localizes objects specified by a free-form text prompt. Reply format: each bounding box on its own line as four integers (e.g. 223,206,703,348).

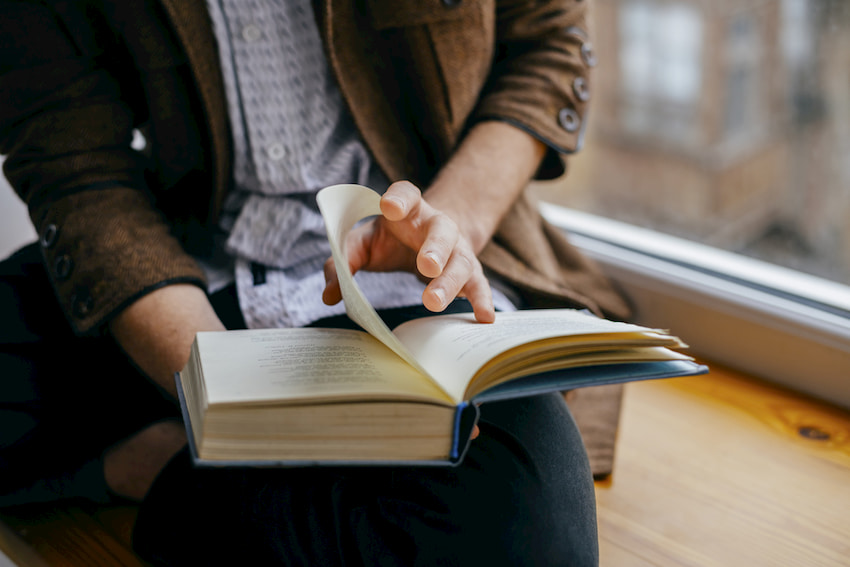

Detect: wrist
424,121,546,254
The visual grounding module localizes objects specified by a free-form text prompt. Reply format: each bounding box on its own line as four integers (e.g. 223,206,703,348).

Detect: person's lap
0,243,598,565
134,393,597,566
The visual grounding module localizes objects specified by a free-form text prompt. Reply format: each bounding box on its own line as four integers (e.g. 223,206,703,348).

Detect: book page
195,328,452,406
393,310,677,402
316,184,437,382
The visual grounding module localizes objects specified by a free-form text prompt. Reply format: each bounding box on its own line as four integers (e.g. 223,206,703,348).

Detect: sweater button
267,142,287,161
241,24,262,43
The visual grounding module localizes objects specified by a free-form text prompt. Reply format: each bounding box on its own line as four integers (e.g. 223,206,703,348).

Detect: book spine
451,402,469,460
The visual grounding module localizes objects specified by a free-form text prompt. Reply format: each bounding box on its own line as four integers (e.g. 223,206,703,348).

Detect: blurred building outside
535,0,850,285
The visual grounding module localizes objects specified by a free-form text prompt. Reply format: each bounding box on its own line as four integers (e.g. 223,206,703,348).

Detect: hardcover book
177,184,707,466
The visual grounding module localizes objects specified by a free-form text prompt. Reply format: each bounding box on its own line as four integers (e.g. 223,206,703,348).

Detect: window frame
541,202,850,411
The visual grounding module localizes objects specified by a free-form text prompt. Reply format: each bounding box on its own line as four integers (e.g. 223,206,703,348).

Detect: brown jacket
0,0,629,334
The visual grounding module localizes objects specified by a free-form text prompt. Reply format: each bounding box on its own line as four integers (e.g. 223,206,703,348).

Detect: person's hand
322,180,495,323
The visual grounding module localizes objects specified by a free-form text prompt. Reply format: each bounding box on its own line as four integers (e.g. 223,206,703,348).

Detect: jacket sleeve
0,1,206,335
473,0,596,178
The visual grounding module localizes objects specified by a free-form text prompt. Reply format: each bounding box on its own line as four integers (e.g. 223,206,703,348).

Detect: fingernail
424,252,440,269
384,195,404,210
431,288,446,309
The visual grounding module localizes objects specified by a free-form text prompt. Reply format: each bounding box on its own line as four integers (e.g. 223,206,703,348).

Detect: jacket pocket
367,0,495,137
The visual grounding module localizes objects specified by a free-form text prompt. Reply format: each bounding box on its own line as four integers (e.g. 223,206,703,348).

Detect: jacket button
564,26,588,41
54,254,74,280
40,224,59,248
71,289,94,318
581,42,598,67
572,77,590,102
558,108,581,133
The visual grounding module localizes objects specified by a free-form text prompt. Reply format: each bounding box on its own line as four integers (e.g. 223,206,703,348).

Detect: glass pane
536,0,850,284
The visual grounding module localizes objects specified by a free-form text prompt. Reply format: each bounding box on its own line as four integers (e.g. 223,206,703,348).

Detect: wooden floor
2,363,849,566
0,505,142,567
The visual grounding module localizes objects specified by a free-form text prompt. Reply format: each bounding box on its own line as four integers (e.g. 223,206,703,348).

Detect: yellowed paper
194,328,450,406
392,310,679,402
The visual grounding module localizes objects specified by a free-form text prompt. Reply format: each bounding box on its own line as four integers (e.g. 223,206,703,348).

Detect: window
540,0,850,286
535,0,850,407
618,2,703,143
724,11,763,139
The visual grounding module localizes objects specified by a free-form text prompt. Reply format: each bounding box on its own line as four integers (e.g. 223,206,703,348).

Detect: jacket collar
158,0,413,195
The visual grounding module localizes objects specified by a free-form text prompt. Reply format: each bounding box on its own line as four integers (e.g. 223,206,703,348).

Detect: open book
177,184,708,466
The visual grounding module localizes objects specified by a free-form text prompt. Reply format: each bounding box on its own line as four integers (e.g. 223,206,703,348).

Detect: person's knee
457,471,598,566
442,396,598,565
369,440,598,565
381,490,598,566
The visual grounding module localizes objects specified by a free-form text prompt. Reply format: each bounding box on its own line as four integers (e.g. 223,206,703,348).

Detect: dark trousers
0,243,599,566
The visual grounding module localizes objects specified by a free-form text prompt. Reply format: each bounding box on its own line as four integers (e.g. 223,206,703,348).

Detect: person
0,0,630,564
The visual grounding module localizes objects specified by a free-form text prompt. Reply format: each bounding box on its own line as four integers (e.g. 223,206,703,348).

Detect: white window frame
541,202,850,411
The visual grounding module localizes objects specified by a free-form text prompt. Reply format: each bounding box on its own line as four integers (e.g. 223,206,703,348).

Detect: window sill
541,203,850,410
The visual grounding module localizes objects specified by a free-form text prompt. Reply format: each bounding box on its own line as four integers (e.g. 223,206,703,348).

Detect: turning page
316,184,439,381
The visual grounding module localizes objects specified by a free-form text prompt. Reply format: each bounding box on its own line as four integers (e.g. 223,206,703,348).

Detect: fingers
460,270,497,324
383,181,496,322
324,180,496,322
379,180,421,222
382,181,459,280
321,257,342,305
423,244,495,323
416,213,457,279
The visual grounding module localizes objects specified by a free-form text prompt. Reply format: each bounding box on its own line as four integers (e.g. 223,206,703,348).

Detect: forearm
109,284,225,398
423,121,547,254
1,3,210,336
